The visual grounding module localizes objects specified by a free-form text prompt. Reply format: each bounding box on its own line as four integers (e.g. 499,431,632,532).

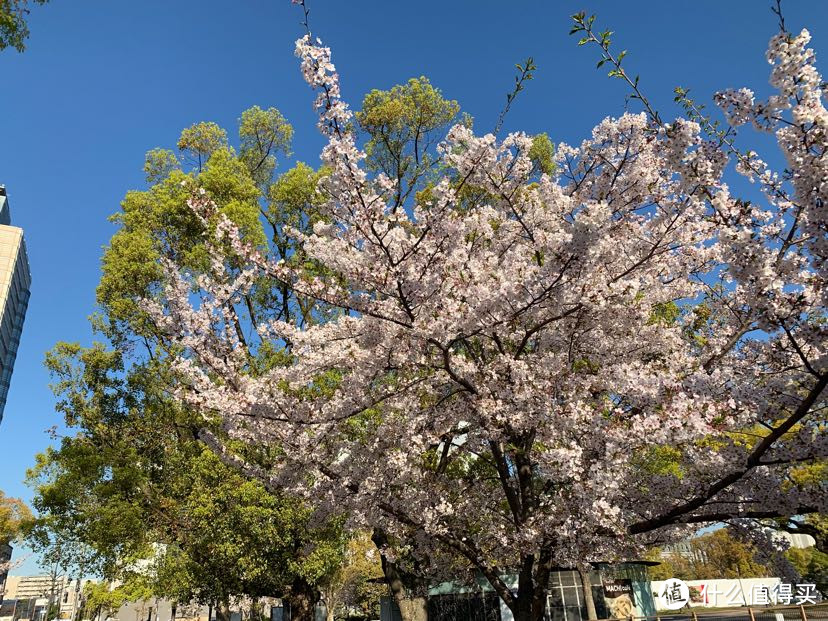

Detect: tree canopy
29,80,471,619
142,8,828,621
29,107,348,621
647,528,772,581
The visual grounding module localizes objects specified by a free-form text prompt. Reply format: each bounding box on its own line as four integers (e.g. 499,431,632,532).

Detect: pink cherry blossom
143,21,827,621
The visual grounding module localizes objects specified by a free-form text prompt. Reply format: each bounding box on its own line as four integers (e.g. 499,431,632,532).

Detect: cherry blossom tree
143,7,827,621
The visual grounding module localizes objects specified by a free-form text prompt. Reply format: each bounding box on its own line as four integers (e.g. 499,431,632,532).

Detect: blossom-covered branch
142,13,827,621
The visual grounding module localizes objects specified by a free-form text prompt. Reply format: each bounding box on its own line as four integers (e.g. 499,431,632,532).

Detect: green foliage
0,0,48,51
357,77,459,207
786,546,828,596
30,106,349,608
802,514,828,553
648,301,681,326
264,161,335,326
699,529,771,578
319,531,384,620
143,149,180,184
635,445,684,479
570,11,660,124
31,342,346,604
177,121,229,171
643,548,680,582
82,579,153,620
494,57,536,135
528,133,555,176
98,105,304,344
788,461,828,489
267,162,325,227
674,86,734,145
98,149,265,342
239,106,294,189
571,13,632,82
646,528,771,581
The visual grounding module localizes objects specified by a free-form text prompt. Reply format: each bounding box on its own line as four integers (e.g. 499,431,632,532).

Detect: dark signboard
603,579,636,619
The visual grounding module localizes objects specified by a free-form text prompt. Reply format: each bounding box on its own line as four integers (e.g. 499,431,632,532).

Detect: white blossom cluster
143,23,827,605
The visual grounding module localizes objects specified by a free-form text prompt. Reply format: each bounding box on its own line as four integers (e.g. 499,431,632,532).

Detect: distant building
660,540,708,564
769,529,816,550
0,186,31,426
663,528,816,565
1,575,88,621
3,575,62,601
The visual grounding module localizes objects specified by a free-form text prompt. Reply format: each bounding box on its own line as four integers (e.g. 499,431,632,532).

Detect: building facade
0,186,31,426
381,564,657,621
0,575,89,621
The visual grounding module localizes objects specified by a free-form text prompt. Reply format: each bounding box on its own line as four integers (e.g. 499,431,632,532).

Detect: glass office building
0,186,30,426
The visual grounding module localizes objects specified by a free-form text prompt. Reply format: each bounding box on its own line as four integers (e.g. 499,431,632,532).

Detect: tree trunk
216,601,232,621
318,585,336,621
576,565,598,621
511,591,548,621
372,530,428,621
285,575,319,621
171,602,178,621
396,598,427,621
72,574,82,621
510,555,550,621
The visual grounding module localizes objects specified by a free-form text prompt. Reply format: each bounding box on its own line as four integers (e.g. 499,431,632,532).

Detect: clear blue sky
1,0,825,574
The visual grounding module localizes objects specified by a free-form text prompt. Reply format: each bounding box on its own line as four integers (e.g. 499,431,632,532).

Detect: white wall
651,578,782,609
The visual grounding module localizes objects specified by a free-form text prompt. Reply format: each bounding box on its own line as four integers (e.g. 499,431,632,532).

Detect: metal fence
597,603,828,621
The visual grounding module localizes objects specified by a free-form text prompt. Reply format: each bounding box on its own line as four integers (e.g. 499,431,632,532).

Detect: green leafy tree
177,121,229,172
644,548,690,581
762,463,828,554
645,529,771,581
143,149,180,184
239,106,294,189
30,107,347,621
356,77,459,209
786,546,828,597
697,529,771,579
82,579,153,621
0,0,47,51
39,77,486,621
30,343,346,621
319,531,384,621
